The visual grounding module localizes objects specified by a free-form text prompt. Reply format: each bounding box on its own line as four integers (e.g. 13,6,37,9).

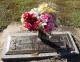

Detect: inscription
7,32,74,54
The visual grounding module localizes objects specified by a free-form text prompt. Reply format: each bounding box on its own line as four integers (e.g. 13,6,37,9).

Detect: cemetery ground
0,22,80,62
0,0,80,62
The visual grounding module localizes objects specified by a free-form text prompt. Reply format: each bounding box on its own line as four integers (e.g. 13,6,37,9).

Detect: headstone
2,32,79,62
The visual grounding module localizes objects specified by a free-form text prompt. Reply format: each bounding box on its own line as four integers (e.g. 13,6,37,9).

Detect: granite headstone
2,32,79,62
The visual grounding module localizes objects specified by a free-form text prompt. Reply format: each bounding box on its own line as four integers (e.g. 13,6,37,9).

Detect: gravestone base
2,56,68,62
2,32,79,62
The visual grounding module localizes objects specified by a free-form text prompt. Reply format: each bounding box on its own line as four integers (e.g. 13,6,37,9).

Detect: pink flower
40,13,56,32
21,11,57,32
44,23,55,32
40,13,55,23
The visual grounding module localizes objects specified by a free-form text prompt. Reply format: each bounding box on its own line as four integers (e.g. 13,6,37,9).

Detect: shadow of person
65,35,80,62
38,30,60,50
38,30,79,62
38,30,71,53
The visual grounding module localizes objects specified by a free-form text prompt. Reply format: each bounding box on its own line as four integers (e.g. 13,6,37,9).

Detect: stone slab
5,32,76,54
2,32,79,62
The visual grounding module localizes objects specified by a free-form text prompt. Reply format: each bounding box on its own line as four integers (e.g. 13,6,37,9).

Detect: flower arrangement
21,3,57,33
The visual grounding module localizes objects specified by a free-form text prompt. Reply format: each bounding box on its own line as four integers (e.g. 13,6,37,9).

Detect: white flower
21,18,24,23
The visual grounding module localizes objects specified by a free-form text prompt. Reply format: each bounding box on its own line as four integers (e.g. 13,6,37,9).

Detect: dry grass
0,0,80,30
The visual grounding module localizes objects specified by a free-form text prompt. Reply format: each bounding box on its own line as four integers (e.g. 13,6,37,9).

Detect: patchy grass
55,0,80,27
0,0,42,30
0,0,80,30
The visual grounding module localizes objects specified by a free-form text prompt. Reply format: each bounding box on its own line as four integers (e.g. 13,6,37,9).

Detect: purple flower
40,13,56,32
40,13,55,23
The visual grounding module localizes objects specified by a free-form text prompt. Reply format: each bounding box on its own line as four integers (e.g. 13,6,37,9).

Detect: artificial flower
38,2,56,14
21,12,39,31
21,12,37,23
33,21,41,30
40,13,55,23
30,8,39,18
40,13,56,32
24,22,32,30
21,3,57,32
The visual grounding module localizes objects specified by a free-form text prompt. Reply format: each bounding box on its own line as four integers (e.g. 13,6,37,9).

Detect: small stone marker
2,32,79,62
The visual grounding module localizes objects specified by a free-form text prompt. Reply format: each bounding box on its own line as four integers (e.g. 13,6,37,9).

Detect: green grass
0,0,42,29
54,0,80,27
0,0,80,30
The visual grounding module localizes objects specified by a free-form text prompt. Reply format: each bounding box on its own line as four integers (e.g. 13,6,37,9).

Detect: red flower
21,12,57,32
21,12,40,31
33,21,41,30
44,25,48,32
24,22,32,30
21,12,37,23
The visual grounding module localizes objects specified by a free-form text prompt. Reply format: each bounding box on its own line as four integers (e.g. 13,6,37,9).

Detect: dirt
0,22,80,62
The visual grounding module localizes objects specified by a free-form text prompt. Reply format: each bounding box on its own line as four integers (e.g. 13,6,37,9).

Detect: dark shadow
65,35,80,62
38,30,71,54
60,35,80,62
0,26,7,32
38,31,80,62
2,56,53,62
38,30,60,50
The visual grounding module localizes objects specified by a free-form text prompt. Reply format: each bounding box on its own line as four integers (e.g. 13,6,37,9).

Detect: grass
57,0,80,27
0,0,80,30
0,0,42,30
